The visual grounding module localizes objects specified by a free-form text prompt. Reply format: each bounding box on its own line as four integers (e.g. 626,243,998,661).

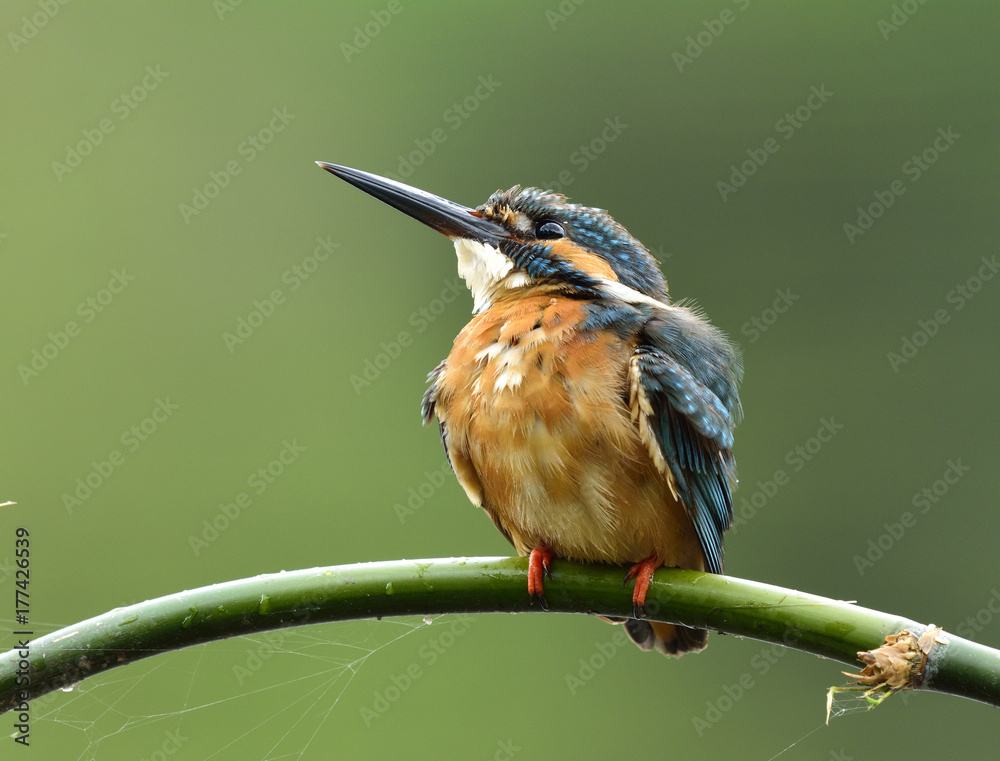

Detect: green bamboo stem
1,556,998,714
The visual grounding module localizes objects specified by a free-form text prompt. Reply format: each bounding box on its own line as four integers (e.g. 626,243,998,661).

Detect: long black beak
316,162,510,246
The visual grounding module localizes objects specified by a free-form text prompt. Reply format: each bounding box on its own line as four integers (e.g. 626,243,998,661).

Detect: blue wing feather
634,314,741,575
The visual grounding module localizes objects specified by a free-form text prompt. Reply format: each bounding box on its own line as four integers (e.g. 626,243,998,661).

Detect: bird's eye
535,221,565,240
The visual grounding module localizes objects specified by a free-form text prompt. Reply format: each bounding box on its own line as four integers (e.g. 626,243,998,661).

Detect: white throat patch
453,238,531,313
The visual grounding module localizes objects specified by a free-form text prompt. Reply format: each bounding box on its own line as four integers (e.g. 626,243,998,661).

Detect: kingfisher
317,162,742,655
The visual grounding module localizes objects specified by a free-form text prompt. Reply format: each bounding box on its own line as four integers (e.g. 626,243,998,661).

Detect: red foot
528,546,555,611
624,555,660,619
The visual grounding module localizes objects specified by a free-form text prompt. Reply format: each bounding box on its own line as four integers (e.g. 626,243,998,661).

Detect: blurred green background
3,1,999,758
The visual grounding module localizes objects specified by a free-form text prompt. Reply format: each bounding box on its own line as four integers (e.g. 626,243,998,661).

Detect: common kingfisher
317,162,742,656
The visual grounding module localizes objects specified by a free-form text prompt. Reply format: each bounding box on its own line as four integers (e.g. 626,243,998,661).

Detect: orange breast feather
433,290,705,571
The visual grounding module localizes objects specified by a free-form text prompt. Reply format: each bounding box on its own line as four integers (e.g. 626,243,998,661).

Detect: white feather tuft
453,238,530,313
597,279,670,311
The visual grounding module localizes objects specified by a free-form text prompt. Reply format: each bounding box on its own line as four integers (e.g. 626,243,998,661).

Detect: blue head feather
479,187,670,301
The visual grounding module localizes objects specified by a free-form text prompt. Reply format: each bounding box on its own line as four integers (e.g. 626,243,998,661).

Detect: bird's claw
528,546,555,612
625,556,659,619
531,591,550,612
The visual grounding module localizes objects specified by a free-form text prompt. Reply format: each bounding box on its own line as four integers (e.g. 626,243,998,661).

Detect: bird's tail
623,620,708,657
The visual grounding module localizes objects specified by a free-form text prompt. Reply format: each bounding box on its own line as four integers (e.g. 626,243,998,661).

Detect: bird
316,162,742,656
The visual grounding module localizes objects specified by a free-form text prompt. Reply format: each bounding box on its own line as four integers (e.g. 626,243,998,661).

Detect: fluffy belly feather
435,293,704,570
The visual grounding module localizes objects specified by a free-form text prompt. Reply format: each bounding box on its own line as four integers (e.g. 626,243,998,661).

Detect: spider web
755,692,871,761
6,613,449,760
824,681,901,723
9,610,892,760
